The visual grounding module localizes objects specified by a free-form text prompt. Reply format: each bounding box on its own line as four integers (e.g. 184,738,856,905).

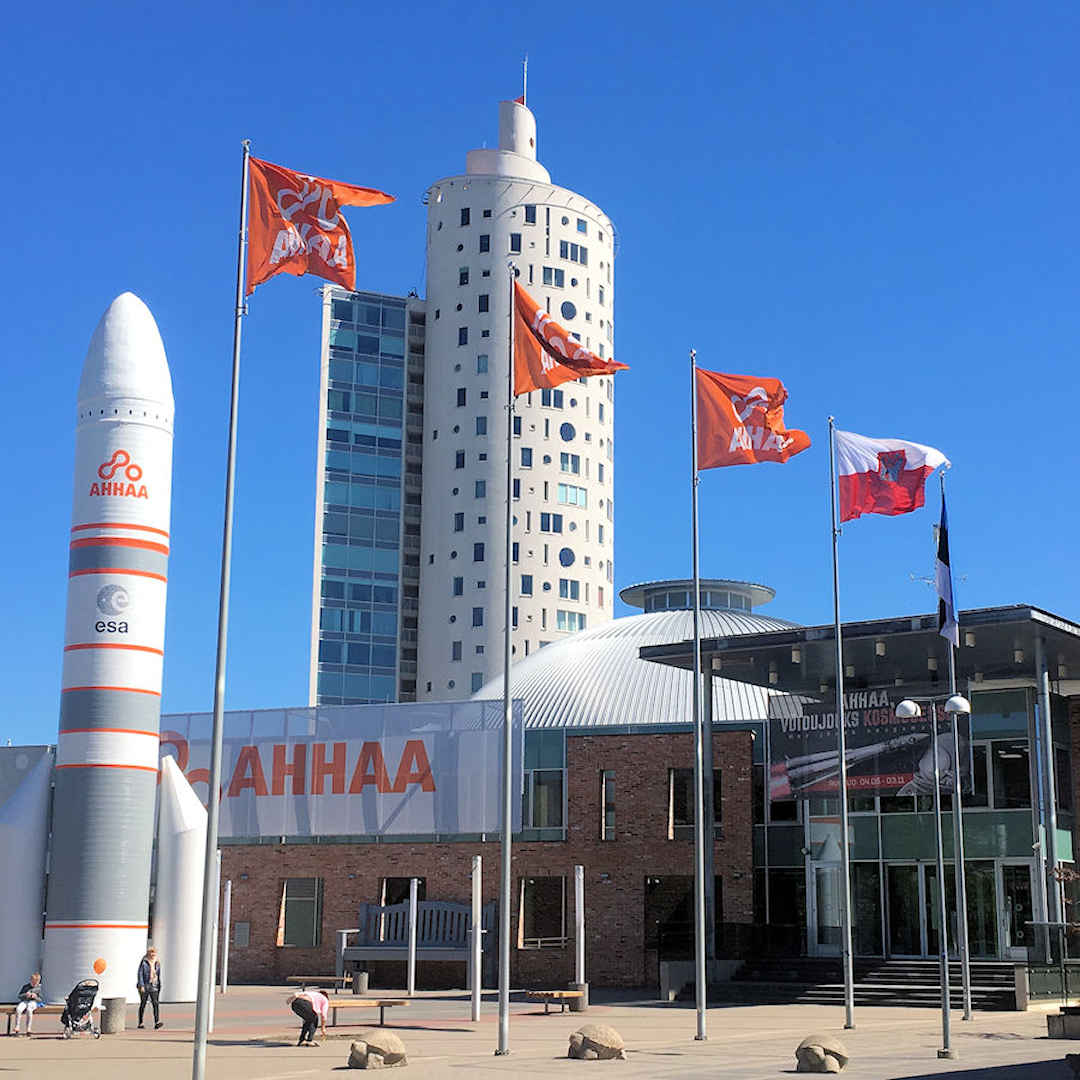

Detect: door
809,864,842,956
886,865,922,956
922,864,958,958
1000,862,1034,959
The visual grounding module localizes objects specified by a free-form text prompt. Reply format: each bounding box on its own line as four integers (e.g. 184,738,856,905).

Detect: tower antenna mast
522,53,528,107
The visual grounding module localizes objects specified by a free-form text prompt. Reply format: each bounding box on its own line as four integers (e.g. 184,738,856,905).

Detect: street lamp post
896,694,971,1060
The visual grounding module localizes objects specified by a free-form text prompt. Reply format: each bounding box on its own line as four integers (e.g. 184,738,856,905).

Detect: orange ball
92,958,106,975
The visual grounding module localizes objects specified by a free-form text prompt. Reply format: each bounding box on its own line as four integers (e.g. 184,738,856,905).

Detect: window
558,578,579,600
459,267,469,285
668,768,722,839
558,547,575,567
475,416,487,435
524,204,536,224
560,301,577,321
512,479,520,499
513,416,521,436
556,610,586,632
452,576,463,596
453,512,464,532
598,463,605,483
460,207,470,226
598,285,605,306
279,878,323,948
477,353,488,374
457,387,467,406
541,389,564,408
478,294,489,313
541,266,565,287
451,640,462,661
512,541,519,562
381,877,427,906
560,423,576,441
519,876,566,948
521,447,533,467
992,741,1031,809
458,327,468,346
560,452,580,474
557,483,586,507
479,234,490,252
510,233,522,253
471,672,484,693
521,574,533,596
576,218,587,234
475,480,486,498
473,542,485,561
472,607,484,627
600,770,615,840
558,241,588,265
512,605,518,628
455,451,465,469
540,513,563,533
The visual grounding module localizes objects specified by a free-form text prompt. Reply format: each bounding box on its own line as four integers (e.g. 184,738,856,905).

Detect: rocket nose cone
79,292,174,408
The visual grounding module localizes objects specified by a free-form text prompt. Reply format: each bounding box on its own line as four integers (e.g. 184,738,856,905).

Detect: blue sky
2,1,1077,745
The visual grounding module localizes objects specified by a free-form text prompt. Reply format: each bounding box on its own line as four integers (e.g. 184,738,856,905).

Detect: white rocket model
153,756,206,1002
43,293,174,1003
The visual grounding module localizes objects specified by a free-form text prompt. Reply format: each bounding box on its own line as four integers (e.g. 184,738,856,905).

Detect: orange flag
696,367,811,468
246,157,394,296
513,282,627,395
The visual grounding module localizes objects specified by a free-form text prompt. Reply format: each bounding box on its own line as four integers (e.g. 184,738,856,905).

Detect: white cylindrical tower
418,100,616,700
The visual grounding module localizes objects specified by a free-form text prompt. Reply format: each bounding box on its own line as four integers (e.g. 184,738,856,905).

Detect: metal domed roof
472,601,801,730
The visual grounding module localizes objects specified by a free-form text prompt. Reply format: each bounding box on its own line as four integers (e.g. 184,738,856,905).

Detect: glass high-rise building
308,287,426,705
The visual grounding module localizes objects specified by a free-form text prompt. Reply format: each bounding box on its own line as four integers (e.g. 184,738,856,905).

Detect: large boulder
568,1023,626,1061
347,1029,408,1069
795,1033,849,1073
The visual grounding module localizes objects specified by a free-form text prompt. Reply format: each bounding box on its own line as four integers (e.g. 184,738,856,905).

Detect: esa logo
95,584,131,634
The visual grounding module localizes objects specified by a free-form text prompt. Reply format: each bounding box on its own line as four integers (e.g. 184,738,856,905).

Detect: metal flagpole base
937,1049,958,1060
844,1023,855,1031
494,1050,510,1056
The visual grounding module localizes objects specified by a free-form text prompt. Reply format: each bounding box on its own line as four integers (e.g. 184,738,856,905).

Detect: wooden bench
287,974,351,991
325,997,409,1028
526,990,584,1015
1,1004,65,1035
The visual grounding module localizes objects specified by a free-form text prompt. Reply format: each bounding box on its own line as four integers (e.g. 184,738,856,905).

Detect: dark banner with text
768,687,971,800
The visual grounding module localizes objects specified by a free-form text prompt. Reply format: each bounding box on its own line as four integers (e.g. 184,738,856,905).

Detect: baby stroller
61,979,101,1038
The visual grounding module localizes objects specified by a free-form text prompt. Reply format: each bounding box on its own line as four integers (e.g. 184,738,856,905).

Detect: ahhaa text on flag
513,282,627,394
246,158,394,295
695,368,810,469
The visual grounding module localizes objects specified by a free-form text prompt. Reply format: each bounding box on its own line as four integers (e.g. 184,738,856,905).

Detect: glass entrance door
811,864,843,955
886,865,922,956
965,861,999,958
1000,862,1034,959
923,864,958,957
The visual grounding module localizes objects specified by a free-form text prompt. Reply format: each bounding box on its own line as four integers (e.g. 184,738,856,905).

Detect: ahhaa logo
89,450,148,499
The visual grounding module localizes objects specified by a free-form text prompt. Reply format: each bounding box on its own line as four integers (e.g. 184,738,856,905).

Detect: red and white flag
836,430,949,522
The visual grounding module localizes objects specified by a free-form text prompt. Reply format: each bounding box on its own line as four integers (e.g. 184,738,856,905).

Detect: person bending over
288,989,328,1047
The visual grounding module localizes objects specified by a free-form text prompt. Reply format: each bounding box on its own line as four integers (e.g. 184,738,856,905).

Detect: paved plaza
0,986,1077,1079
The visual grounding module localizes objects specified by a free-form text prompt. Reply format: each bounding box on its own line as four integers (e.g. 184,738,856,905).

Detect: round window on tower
560,423,576,442
560,301,577,321
559,547,575,567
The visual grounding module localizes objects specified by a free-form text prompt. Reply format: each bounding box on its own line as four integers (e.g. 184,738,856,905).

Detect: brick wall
220,728,753,989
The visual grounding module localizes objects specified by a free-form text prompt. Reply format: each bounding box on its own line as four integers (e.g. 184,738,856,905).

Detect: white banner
159,701,523,838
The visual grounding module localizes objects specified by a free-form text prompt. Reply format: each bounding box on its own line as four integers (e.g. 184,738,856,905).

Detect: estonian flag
936,493,959,647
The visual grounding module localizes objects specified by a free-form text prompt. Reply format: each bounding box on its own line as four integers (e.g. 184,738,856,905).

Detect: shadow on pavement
902,1061,1073,1079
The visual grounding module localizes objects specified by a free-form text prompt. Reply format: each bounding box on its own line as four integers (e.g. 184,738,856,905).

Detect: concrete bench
1,1004,65,1035
287,974,351,991
325,997,409,1028
526,990,585,1015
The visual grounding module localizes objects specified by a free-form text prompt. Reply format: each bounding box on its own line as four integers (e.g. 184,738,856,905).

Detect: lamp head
895,699,922,720
944,694,971,715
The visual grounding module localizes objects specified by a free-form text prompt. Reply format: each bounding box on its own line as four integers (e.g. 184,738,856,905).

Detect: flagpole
942,469,973,1021
689,351,707,1041
827,417,856,1031
496,263,516,1056
192,138,250,1080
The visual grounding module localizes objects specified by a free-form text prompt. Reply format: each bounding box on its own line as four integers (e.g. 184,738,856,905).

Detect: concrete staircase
719,957,1017,1010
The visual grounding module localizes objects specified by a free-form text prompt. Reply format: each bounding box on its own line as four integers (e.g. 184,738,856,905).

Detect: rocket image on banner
42,293,174,1003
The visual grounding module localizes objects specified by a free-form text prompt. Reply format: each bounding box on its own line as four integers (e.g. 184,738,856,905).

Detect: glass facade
313,289,425,705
